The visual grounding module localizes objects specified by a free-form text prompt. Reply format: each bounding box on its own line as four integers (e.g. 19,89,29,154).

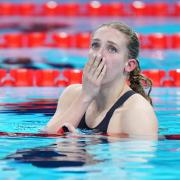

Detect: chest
85,103,124,133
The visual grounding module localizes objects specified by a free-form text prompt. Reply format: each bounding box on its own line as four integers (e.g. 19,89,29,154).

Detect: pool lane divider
0,2,179,17
0,131,63,137
0,32,179,49
0,69,180,87
0,131,180,140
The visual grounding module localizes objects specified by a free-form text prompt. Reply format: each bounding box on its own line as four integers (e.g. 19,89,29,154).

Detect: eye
91,42,100,49
107,45,118,53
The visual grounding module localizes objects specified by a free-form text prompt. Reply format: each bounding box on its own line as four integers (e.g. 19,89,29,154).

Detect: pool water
0,87,180,180
0,48,179,71
0,0,179,179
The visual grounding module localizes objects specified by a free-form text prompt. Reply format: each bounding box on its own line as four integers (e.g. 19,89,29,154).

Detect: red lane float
62,69,82,85
0,130,180,140
142,70,166,87
162,79,174,87
63,3,80,16
169,69,180,87
108,2,125,16
0,3,18,16
171,33,180,49
27,32,47,47
52,32,74,48
174,2,180,16
42,2,80,16
0,69,179,87
0,33,180,49
0,131,63,137
3,33,25,48
42,1,60,16
137,34,149,49
75,32,91,48
18,3,36,16
148,33,169,49
0,2,179,17
0,69,6,79
149,2,169,16
130,1,150,16
164,134,180,140
84,1,109,16
10,69,34,86
35,69,60,86
0,69,7,86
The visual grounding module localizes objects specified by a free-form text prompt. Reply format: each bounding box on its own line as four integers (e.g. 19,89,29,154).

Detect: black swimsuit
77,90,136,133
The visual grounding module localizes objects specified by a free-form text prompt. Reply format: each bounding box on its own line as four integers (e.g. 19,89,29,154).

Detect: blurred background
0,0,179,87
0,2,180,179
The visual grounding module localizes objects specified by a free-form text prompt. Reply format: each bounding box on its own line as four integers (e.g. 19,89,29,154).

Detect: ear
124,59,137,73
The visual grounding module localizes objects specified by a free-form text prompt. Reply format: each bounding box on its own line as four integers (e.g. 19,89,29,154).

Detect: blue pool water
0,0,180,179
0,48,179,70
0,87,180,179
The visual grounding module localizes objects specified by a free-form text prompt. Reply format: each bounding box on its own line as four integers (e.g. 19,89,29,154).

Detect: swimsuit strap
96,90,136,132
77,113,89,130
78,90,136,133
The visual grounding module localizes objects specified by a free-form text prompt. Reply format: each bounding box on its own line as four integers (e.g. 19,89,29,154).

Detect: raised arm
45,54,106,134
45,84,91,133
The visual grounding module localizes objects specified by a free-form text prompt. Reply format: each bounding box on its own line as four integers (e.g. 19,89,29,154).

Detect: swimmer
45,22,158,139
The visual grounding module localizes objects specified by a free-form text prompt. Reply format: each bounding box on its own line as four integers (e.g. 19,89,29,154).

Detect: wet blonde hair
95,22,153,105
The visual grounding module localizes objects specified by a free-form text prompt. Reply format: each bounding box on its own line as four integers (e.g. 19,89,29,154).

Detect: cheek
106,56,126,73
88,49,97,60
105,55,121,66
88,49,93,57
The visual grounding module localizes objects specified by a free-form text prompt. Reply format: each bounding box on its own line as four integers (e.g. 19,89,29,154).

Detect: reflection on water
4,135,109,168
2,133,180,179
0,98,57,116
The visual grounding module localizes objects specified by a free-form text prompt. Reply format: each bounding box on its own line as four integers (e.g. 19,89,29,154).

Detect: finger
83,60,93,74
89,54,97,66
97,64,107,83
94,58,105,78
90,54,102,75
85,55,97,73
93,54,102,68
83,61,90,73
88,54,97,68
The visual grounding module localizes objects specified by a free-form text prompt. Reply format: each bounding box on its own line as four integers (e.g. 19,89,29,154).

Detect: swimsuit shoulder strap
78,90,136,132
77,113,90,130
96,90,136,132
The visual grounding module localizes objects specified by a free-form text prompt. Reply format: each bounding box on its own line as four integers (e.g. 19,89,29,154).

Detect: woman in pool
45,22,158,139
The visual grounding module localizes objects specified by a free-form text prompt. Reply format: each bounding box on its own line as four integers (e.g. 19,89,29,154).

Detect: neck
94,77,130,111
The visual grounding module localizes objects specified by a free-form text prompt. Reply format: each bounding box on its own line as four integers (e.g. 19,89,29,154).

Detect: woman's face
88,26,129,83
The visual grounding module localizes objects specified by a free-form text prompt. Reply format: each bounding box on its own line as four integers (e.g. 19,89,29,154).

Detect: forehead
92,26,128,46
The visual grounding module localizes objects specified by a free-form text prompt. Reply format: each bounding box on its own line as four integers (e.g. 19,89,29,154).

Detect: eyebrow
92,38,100,42
107,40,119,48
92,39,120,48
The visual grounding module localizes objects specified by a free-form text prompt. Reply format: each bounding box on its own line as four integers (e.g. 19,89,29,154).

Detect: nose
96,46,105,57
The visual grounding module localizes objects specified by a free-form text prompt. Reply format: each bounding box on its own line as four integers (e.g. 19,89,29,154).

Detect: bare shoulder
121,93,158,138
56,84,82,111
124,93,155,112
59,84,82,100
